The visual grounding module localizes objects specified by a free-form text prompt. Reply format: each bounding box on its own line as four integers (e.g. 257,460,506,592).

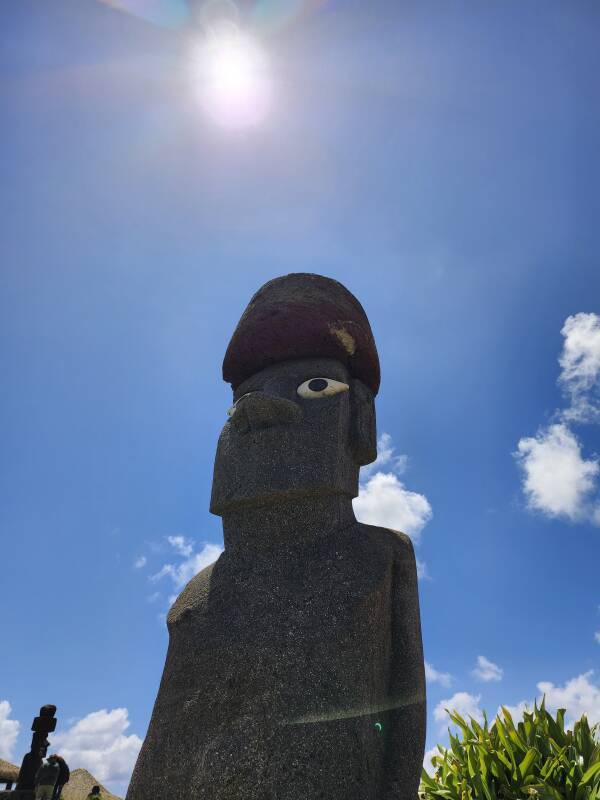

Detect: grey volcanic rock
126,275,426,800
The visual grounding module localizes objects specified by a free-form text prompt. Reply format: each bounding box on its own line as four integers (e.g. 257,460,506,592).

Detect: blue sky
1,0,599,795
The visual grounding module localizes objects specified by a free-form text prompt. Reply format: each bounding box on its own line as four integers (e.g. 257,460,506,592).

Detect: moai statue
127,274,426,800
16,704,57,794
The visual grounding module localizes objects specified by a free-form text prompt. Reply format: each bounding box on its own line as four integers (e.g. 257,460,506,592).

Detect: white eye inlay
297,377,349,399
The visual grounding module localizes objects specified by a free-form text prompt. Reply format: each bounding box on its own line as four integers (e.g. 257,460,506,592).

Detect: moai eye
297,378,349,399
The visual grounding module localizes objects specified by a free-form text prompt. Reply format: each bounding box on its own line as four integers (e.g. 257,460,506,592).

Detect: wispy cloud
360,432,409,479
132,555,147,569
0,700,20,760
415,559,429,580
514,313,600,525
150,537,223,592
425,661,454,688
559,313,600,423
471,655,503,683
166,535,193,558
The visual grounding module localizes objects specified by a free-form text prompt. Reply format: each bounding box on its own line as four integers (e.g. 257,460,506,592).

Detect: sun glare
193,27,272,130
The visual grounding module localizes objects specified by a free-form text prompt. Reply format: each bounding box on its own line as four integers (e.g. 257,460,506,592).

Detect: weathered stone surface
126,274,425,800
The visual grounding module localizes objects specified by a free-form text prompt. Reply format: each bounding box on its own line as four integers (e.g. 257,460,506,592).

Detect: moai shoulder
167,561,217,626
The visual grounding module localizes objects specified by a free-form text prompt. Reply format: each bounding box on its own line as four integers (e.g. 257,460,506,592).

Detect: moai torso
128,521,425,800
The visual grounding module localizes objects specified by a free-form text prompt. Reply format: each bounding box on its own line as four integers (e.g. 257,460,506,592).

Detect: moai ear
349,379,377,466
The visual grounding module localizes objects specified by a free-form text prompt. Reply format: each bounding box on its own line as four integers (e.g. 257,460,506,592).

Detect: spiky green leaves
420,697,600,800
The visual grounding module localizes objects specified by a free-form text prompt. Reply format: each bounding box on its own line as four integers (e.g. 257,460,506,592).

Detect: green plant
419,696,600,800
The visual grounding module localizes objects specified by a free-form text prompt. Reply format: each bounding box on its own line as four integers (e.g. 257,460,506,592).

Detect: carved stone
7,704,58,800
126,274,426,799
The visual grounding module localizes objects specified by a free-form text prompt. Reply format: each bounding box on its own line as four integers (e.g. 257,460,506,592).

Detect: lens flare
95,0,329,32
98,0,189,28
282,691,426,726
191,27,272,129
249,0,327,35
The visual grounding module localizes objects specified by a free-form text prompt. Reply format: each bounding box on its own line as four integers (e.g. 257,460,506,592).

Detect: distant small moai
127,274,426,800
14,704,57,797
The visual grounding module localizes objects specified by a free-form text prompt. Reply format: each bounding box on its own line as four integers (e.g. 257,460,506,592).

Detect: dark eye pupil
308,378,328,392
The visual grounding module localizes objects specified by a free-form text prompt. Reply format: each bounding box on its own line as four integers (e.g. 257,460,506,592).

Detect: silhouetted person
50,753,70,799
34,755,59,800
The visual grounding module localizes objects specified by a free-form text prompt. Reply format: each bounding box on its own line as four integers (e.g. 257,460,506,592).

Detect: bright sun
193,27,272,130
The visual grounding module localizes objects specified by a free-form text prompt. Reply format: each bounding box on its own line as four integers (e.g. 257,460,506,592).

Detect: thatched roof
0,758,19,783
61,768,122,800
0,762,122,798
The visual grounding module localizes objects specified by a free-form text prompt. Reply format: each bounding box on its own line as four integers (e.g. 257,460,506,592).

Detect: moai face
210,273,380,515
209,356,376,515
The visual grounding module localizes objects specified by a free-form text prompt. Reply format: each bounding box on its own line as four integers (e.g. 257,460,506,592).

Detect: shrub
419,696,600,800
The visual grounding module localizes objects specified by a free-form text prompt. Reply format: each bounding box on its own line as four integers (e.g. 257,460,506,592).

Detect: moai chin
126,273,426,800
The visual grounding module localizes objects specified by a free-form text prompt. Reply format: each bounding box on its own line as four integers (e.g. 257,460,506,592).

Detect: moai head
210,274,380,516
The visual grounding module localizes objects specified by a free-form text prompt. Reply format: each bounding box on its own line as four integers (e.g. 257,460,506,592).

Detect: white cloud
515,313,600,525
416,558,431,581
433,691,483,733
471,655,503,683
595,631,600,644
538,670,600,728
425,661,454,687
166,535,193,558
423,745,447,775
132,555,146,569
0,700,20,760
559,313,600,423
515,423,599,523
354,433,433,579
498,671,600,730
51,708,142,795
497,700,534,722
151,541,223,591
354,473,432,542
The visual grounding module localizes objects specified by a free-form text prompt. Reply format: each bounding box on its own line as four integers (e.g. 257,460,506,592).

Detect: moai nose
230,391,302,433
